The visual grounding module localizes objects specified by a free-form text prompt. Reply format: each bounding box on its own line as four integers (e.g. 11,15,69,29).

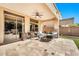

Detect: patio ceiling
0,3,55,20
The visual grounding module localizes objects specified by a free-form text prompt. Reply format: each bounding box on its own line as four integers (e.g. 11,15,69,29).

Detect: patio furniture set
22,32,58,42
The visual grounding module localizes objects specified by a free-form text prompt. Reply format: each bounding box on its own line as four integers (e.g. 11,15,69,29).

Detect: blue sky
56,3,79,23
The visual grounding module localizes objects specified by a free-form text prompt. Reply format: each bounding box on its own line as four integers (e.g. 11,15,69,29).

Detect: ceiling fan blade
38,15,42,18
32,11,43,19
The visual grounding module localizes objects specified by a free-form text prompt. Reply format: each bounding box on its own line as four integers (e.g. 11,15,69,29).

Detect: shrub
69,23,79,27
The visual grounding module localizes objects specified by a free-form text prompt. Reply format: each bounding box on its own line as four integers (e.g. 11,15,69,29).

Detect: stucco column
38,21,43,33
0,8,4,44
25,16,30,33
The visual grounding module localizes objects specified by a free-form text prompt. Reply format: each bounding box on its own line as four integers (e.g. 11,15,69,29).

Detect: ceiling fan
32,11,43,18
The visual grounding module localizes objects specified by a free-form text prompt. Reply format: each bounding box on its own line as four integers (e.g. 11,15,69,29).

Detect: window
5,19,16,34
30,19,38,32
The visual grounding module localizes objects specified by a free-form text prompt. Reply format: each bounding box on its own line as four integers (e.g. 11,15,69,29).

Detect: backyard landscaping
73,39,79,49
61,35,79,49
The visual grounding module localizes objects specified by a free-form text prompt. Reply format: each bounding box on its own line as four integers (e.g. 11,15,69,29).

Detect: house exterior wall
38,18,59,33
46,3,61,20
0,7,4,43
25,16,30,33
60,17,74,27
0,3,60,44
0,6,29,44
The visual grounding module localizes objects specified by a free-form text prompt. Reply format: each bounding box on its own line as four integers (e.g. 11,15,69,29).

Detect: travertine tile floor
0,38,79,56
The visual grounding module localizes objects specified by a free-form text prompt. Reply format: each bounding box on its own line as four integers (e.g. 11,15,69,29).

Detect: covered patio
0,3,60,44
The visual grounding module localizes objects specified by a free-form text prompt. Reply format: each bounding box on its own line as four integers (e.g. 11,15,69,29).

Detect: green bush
69,23,79,27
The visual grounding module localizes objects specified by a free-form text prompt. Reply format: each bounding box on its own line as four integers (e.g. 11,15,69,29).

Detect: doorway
4,11,24,44
30,19,38,32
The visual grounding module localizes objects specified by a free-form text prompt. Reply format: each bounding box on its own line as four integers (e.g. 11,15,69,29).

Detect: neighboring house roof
60,17,74,21
60,17,74,27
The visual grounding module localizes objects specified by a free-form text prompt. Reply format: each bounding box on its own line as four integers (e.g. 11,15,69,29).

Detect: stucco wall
46,3,61,20
0,7,4,43
25,16,30,33
38,18,59,33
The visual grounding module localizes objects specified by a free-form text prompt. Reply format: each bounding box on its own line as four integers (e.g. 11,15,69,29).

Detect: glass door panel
4,19,17,44
4,12,24,44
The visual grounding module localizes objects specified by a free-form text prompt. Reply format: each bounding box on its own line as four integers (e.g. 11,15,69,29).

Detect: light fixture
32,11,43,18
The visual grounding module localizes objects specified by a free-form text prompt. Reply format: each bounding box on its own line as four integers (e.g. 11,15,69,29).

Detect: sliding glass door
30,19,38,32
4,11,24,44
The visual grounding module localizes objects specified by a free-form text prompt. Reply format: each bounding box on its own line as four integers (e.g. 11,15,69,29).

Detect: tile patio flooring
0,38,79,56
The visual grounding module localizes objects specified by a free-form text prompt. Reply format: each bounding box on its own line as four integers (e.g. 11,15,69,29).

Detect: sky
56,3,79,23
